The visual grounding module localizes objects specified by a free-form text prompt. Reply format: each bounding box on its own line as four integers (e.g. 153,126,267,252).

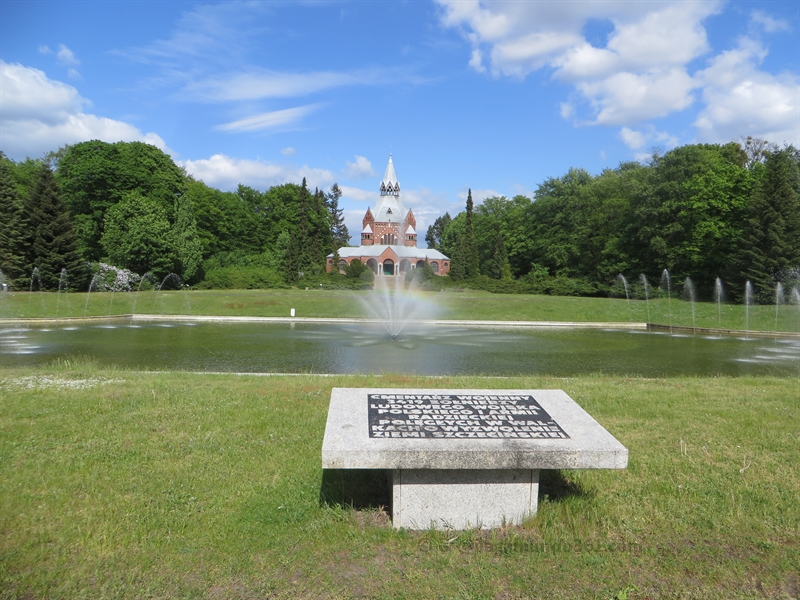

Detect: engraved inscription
368,394,569,439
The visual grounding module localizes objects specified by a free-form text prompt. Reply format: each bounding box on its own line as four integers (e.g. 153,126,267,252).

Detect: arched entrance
399,259,410,274
366,258,378,274
383,259,395,276
430,261,439,273
416,260,425,269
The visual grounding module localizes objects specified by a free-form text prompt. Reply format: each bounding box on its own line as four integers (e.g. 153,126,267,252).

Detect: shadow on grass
319,469,592,510
319,469,391,509
539,470,595,503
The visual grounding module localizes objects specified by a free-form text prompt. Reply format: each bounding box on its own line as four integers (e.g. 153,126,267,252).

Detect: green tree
624,144,752,288
0,159,26,284
734,147,800,299
57,140,186,261
475,195,533,278
425,213,451,251
488,231,512,280
464,189,480,278
326,183,350,250
345,258,369,279
185,178,255,258
171,196,204,282
25,164,84,290
101,191,177,278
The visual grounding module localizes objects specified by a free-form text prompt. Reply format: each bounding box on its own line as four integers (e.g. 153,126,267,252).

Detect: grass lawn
3,288,800,333
1,364,798,599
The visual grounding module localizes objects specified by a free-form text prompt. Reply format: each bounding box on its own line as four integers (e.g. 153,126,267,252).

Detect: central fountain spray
359,276,438,340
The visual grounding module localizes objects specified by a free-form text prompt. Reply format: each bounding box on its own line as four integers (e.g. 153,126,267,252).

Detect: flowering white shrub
89,263,145,292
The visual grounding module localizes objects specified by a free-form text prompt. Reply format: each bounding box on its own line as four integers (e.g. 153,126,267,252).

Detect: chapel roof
373,155,408,223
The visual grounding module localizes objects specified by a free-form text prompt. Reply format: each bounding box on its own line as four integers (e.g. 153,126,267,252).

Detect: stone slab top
322,388,628,470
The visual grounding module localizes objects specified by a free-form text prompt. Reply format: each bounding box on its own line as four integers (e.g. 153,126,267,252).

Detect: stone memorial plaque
368,393,569,439
322,388,629,530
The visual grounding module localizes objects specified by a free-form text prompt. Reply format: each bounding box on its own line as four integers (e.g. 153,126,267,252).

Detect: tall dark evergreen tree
734,147,800,299
0,159,27,285
26,164,84,290
464,189,480,277
325,183,350,249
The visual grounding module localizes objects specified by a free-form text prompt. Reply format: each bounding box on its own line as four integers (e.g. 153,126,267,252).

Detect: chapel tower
361,155,417,247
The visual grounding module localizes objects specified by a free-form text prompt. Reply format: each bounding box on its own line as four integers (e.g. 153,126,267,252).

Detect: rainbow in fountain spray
359,277,440,340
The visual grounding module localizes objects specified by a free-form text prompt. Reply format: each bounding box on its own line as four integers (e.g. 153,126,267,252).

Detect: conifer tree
464,189,481,278
735,148,800,300
326,183,350,250
449,239,466,280
0,160,26,285
489,231,511,280
26,164,83,290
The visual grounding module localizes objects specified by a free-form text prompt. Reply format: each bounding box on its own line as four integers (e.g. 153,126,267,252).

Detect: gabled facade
327,156,450,276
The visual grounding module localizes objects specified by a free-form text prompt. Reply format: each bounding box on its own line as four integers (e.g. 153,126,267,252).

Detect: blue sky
2,0,799,242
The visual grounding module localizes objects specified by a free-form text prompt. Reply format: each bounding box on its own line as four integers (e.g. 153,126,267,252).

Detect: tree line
1,138,798,302
0,140,349,291
427,140,800,302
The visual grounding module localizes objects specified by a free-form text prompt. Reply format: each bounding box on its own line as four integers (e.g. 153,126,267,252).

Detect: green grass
3,288,800,333
1,364,798,599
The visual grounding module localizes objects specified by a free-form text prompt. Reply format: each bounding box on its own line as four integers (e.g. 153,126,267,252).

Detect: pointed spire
380,154,400,196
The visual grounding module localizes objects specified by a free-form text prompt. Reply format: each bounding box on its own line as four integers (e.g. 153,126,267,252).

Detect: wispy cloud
56,44,80,67
184,67,396,102
751,10,790,34
214,104,322,132
116,2,269,66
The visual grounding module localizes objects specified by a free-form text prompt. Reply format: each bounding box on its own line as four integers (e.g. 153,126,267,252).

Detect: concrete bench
322,388,628,530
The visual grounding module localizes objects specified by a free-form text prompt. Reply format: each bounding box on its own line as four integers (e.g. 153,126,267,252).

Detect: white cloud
435,1,724,127
280,147,296,156
456,188,502,203
619,125,679,151
179,154,335,192
619,127,646,150
469,48,485,73
56,44,80,67
343,155,376,179
694,38,800,146
340,185,376,203
214,104,321,132
578,67,698,125
0,61,168,160
751,10,789,34
38,45,52,55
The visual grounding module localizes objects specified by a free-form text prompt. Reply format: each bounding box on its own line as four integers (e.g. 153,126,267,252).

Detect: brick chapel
326,156,450,276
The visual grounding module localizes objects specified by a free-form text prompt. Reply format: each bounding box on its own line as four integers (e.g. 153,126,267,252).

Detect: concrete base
392,469,539,530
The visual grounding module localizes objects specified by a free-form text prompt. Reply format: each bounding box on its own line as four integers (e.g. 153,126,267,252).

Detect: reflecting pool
2,321,799,377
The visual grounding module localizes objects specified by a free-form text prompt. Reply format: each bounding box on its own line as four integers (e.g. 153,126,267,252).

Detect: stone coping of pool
322,388,629,471
6,315,799,338
0,314,646,329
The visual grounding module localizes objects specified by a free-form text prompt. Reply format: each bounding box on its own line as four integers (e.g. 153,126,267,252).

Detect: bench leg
391,469,539,530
